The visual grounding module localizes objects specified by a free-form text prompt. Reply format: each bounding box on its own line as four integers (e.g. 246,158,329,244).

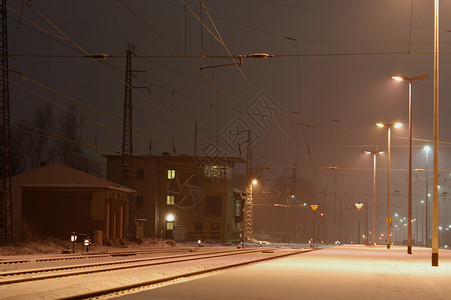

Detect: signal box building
12,163,135,243
104,154,244,244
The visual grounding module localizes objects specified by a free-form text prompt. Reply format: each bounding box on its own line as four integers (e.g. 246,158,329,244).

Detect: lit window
167,222,174,230
168,169,175,179
167,195,174,205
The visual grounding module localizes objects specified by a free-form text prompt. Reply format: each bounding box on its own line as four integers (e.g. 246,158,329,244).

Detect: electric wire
186,0,310,160
9,1,219,154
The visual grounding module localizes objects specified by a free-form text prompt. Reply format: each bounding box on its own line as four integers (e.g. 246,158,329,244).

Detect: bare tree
28,104,54,168
53,106,103,177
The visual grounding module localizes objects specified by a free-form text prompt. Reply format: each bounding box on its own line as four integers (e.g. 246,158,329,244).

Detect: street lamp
311,204,318,248
424,145,431,247
365,150,385,245
166,214,175,239
355,203,364,244
377,122,402,249
432,0,440,267
392,73,429,255
70,232,77,254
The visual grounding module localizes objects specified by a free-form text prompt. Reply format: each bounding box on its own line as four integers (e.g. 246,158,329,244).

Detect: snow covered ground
1,243,450,299
116,245,451,300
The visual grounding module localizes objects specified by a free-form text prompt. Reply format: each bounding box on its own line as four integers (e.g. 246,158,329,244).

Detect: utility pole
287,164,297,243
121,43,134,188
0,0,12,244
121,44,145,237
244,131,253,241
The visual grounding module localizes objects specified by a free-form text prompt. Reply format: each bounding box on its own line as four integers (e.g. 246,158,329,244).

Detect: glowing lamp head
166,214,175,222
354,203,364,211
392,74,405,81
424,145,431,153
376,123,384,128
252,179,258,185
394,122,403,128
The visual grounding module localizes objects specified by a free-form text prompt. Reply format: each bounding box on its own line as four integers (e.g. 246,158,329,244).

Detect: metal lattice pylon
121,43,134,188
244,183,253,240
0,0,12,243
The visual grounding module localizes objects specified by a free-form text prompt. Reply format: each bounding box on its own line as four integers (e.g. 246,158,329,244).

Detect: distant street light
166,214,175,239
355,203,364,244
392,73,429,255
377,122,403,249
70,232,77,254
365,150,385,245
311,204,318,248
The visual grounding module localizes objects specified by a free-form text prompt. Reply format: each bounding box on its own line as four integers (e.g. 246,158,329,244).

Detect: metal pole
387,127,391,249
358,210,361,244
432,0,439,267
372,154,376,245
426,151,429,247
408,80,413,254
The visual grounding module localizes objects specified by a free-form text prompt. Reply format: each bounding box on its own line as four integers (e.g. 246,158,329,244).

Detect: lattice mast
245,131,253,240
121,44,134,188
0,0,12,243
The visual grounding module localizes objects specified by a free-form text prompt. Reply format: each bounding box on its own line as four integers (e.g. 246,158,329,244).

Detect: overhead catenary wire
9,0,221,154
159,0,451,46
185,0,310,161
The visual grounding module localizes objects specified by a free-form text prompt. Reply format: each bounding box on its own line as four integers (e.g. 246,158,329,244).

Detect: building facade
13,163,135,243
105,154,244,243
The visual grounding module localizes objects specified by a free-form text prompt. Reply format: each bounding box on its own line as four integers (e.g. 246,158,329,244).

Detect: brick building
105,154,244,243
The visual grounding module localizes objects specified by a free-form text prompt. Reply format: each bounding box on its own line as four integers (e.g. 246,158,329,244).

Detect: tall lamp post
377,122,402,249
355,203,364,244
365,150,385,245
424,145,431,247
432,0,440,267
311,204,318,248
392,73,429,255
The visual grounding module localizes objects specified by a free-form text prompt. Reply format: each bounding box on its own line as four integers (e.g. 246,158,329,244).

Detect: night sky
7,0,451,237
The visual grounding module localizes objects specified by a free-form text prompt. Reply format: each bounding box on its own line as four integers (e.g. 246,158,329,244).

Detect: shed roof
13,163,135,194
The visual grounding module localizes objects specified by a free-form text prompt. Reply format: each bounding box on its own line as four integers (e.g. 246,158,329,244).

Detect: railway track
1,247,313,299
0,246,192,265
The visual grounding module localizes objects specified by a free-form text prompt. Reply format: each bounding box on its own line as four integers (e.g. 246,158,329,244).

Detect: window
136,195,144,206
167,195,174,205
205,196,222,214
168,169,175,179
137,169,144,180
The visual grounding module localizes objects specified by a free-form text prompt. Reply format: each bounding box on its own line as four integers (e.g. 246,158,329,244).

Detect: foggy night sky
6,0,451,230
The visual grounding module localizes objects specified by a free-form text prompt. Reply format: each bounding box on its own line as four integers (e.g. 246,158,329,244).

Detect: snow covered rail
0,248,266,284
0,246,192,265
0,247,314,299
